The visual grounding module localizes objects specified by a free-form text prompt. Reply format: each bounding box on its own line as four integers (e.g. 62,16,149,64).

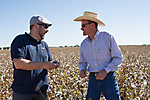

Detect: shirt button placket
93,42,97,71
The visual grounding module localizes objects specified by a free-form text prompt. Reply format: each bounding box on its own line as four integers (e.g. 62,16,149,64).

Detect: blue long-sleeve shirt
78,30,123,73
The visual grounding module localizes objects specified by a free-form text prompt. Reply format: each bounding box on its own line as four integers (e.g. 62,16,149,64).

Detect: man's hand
80,70,87,78
96,69,107,80
52,61,60,69
13,58,61,70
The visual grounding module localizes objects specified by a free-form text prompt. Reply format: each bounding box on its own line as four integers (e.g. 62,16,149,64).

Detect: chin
41,37,44,40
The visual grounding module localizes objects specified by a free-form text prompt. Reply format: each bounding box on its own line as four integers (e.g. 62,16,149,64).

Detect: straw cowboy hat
74,11,105,26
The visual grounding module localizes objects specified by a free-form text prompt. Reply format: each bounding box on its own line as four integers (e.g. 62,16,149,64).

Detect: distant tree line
64,45,80,47
0,47,10,50
1,44,149,50
49,45,80,48
0,45,80,50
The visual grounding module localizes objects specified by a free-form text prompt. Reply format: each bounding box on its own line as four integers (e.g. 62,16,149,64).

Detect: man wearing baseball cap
74,11,123,100
11,15,60,100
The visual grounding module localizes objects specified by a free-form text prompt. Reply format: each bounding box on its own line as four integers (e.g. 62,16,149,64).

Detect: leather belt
90,71,114,76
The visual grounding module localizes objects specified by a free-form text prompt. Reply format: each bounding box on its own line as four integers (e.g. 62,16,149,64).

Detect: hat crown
30,15,52,26
74,11,105,26
83,11,98,19
38,15,49,24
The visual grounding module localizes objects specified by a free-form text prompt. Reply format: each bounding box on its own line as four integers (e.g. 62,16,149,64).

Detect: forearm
13,58,55,70
105,57,123,73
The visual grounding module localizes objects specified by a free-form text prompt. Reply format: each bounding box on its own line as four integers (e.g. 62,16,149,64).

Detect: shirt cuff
104,67,111,73
80,68,86,72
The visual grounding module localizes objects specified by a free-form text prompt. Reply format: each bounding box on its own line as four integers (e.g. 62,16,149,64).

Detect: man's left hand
96,69,107,80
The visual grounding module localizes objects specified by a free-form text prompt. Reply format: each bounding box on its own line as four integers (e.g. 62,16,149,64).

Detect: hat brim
47,23,52,26
74,16,105,26
40,22,52,26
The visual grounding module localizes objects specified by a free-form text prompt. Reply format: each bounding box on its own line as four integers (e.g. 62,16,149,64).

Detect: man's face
37,24,49,40
81,20,92,36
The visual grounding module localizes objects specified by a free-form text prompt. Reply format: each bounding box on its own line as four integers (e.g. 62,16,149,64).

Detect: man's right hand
80,70,87,78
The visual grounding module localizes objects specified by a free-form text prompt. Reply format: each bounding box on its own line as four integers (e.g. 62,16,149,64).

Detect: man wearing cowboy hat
74,11,123,100
11,15,60,100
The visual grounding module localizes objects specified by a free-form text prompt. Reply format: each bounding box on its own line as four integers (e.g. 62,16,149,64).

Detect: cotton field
0,46,149,100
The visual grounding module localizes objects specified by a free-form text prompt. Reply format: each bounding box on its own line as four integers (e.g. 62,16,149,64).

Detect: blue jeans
13,92,47,100
86,72,121,100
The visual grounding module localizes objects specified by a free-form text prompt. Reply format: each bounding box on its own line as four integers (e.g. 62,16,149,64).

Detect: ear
91,23,95,28
34,24,38,28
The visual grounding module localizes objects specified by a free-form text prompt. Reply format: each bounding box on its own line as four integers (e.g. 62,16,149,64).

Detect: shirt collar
94,29,100,40
87,30,100,43
25,32,41,44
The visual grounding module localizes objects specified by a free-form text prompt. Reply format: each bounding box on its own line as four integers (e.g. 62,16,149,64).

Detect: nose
81,27,83,31
45,29,49,33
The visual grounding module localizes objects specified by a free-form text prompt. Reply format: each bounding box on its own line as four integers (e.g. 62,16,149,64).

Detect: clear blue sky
0,0,149,47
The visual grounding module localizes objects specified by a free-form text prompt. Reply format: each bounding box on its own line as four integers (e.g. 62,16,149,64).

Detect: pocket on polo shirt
41,47,49,60
97,49,107,61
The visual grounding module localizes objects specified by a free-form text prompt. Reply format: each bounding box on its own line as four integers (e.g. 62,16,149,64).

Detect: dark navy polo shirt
11,32,53,94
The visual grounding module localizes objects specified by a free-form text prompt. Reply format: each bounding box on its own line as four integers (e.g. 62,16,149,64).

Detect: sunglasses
37,23,49,29
81,23,92,28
